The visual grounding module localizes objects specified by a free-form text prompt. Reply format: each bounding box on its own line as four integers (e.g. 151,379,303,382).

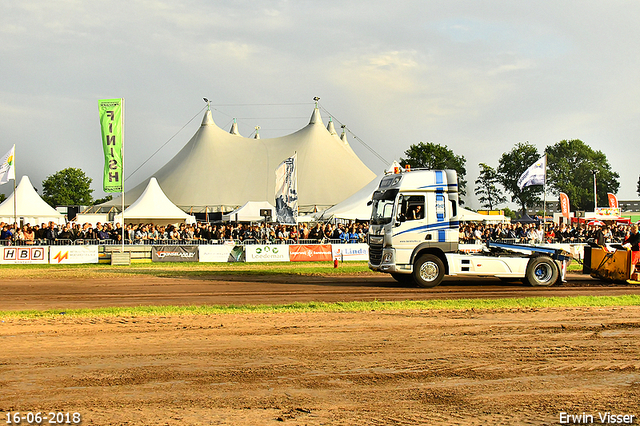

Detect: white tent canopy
102,106,376,213
456,208,509,223
316,173,382,221
222,201,276,222
114,177,195,225
0,175,65,225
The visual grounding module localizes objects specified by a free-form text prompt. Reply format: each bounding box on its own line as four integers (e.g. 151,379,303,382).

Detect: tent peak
201,110,215,126
309,107,324,126
327,117,338,136
229,118,241,136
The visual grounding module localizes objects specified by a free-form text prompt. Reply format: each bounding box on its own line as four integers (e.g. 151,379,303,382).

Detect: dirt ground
1,273,639,425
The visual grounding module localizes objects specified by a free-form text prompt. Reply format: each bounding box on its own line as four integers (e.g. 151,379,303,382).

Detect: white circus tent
101,105,376,213
0,175,65,225
114,177,195,226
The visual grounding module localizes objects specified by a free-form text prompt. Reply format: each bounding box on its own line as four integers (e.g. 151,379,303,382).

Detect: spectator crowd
0,219,635,247
0,221,369,246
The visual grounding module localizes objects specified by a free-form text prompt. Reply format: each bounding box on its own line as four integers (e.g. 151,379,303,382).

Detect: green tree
400,142,467,203
545,139,619,211
0,193,5,203
93,194,113,205
42,168,94,207
637,175,640,197
497,142,543,215
474,163,506,210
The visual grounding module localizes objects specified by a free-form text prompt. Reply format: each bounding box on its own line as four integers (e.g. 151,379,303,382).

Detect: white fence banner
0,246,49,264
331,243,369,261
245,244,290,262
199,244,245,262
49,245,99,264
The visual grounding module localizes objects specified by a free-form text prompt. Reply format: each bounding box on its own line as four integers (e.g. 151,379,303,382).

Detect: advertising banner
0,246,48,264
152,246,199,262
289,244,332,262
198,244,245,262
559,192,570,219
245,244,290,262
607,193,619,209
99,98,124,192
275,153,298,225
331,243,369,261
49,245,99,264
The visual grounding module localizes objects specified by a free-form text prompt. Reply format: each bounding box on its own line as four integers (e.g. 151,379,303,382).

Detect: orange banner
559,192,570,219
289,244,332,262
607,193,618,208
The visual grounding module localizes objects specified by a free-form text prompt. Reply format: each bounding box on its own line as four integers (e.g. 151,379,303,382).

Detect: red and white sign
559,192,570,219
289,244,332,262
607,193,618,208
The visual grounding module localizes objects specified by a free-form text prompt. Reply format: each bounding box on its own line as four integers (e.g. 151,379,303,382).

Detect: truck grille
369,242,383,265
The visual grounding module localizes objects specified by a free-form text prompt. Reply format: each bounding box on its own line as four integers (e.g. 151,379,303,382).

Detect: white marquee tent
103,106,376,213
114,177,195,226
0,176,65,225
222,201,276,222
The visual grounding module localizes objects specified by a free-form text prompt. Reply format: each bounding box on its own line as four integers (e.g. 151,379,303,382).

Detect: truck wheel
413,254,445,288
391,273,414,285
524,256,559,287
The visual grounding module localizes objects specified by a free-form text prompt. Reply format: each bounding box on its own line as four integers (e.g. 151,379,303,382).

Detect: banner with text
50,246,99,264
99,99,124,192
289,244,332,262
331,243,369,261
198,244,245,262
152,245,199,262
245,244,290,262
0,246,48,264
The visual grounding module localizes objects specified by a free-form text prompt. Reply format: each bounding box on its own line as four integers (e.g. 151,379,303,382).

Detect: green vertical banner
98,98,124,192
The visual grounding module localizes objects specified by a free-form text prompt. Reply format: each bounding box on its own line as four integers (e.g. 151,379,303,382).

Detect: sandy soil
1,274,639,425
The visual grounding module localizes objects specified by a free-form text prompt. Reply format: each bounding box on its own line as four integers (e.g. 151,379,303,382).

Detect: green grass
1,295,639,320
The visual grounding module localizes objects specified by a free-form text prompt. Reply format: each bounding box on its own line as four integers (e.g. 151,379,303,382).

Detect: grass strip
1,295,639,320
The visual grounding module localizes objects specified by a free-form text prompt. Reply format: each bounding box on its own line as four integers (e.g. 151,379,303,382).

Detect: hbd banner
0,246,48,264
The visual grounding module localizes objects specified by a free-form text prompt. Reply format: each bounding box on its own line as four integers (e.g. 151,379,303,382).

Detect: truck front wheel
413,254,445,288
524,256,559,287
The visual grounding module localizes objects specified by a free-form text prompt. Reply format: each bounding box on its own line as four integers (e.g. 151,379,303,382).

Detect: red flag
607,193,618,208
559,192,570,219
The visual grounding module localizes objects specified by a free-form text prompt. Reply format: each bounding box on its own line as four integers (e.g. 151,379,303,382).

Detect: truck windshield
370,189,398,225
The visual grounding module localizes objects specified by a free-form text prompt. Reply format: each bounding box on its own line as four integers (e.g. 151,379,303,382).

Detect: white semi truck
367,168,571,287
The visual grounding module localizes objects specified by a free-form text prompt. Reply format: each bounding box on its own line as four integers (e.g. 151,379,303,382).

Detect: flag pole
13,176,17,227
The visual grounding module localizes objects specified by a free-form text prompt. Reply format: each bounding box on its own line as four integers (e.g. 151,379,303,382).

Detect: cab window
399,195,425,221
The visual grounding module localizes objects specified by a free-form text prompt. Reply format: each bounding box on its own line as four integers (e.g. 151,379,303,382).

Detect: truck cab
368,168,570,287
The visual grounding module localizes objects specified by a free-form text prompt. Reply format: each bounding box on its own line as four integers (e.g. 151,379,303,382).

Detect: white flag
517,155,546,190
0,145,15,185
275,153,298,225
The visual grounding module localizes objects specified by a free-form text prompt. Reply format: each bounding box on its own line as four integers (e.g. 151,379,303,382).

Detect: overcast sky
2,1,639,209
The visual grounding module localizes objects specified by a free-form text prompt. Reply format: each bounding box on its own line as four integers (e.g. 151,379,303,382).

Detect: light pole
592,170,599,211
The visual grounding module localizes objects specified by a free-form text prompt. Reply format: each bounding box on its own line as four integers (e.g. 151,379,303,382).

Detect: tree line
400,139,630,213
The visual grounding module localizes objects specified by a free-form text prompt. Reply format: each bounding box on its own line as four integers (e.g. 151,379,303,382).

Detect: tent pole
13,178,17,227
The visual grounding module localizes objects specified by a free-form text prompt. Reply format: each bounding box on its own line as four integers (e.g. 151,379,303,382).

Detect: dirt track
1,273,640,425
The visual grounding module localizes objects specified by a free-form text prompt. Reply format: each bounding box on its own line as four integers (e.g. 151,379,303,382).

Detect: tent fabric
222,201,276,222
317,173,382,221
0,175,65,225
456,208,509,223
114,177,195,225
103,107,376,213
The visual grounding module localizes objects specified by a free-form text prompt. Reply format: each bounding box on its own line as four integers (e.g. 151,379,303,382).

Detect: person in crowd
23,225,36,245
623,225,640,265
